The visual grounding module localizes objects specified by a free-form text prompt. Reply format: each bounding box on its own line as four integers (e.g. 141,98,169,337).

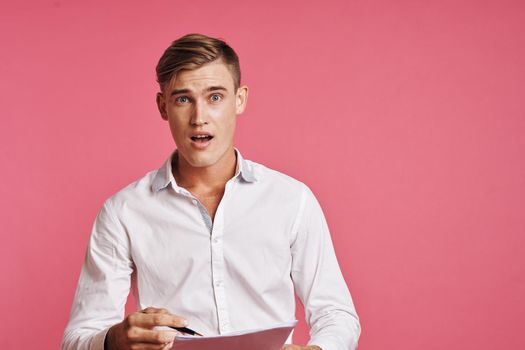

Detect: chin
177,143,233,169
189,158,217,168
183,152,220,168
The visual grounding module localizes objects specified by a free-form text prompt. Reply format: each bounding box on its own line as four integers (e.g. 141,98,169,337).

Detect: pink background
1,0,524,349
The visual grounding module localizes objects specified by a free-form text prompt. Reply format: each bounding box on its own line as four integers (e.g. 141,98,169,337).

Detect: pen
169,326,203,336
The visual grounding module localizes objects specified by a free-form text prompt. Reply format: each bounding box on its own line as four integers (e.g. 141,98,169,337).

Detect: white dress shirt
62,149,360,350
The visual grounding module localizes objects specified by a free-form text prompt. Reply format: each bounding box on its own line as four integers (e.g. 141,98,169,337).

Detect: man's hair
156,33,241,92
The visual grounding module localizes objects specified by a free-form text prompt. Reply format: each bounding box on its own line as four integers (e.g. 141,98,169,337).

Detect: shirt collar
151,148,257,192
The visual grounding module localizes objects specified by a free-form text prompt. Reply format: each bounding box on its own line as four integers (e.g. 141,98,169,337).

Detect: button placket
185,195,213,232
210,179,236,334
211,214,230,332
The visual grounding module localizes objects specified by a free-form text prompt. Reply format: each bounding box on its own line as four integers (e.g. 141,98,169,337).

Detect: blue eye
176,96,189,104
210,94,222,102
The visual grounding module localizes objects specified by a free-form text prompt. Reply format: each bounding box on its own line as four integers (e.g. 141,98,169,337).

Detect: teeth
192,135,212,141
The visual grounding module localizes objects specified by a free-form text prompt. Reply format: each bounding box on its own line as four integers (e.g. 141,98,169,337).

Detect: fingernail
183,319,189,326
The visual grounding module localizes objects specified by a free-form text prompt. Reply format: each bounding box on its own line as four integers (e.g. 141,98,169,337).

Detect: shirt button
191,199,197,205
215,280,222,287
213,238,219,244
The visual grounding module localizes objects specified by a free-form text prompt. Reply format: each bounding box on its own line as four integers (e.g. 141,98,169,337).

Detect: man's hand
282,345,322,350
105,307,187,350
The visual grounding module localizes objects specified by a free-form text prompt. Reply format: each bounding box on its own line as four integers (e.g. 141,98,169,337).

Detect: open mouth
191,135,214,142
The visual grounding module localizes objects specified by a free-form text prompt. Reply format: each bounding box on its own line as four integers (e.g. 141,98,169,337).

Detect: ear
235,85,249,115
156,92,168,120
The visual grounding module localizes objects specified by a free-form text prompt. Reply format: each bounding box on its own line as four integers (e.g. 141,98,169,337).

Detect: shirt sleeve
290,185,361,350
61,200,134,350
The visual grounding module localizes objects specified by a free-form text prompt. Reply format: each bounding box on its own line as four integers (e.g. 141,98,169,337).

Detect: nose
190,99,208,126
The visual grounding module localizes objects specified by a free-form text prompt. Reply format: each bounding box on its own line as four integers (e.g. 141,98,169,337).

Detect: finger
161,342,174,350
127,343,169,350
138,307,187,327
126,327,178,344
141,307,170,314
129,313,188,328
129,312,188,328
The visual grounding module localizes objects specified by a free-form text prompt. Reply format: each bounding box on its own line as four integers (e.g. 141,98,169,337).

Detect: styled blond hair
156,33,241,92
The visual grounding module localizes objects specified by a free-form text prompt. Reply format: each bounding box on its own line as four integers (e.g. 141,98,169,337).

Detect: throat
195,189,225,221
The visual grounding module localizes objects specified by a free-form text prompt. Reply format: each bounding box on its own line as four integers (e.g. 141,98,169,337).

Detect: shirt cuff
90,327,111,350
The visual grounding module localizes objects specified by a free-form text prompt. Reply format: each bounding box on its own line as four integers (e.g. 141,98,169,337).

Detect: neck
172,148,237,192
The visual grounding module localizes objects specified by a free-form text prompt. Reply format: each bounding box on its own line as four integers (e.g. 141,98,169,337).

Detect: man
62,33,360,350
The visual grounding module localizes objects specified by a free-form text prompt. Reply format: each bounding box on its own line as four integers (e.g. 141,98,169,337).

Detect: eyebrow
170,86,228,97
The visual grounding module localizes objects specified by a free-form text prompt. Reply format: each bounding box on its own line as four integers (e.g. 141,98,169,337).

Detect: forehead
167,60,236,92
